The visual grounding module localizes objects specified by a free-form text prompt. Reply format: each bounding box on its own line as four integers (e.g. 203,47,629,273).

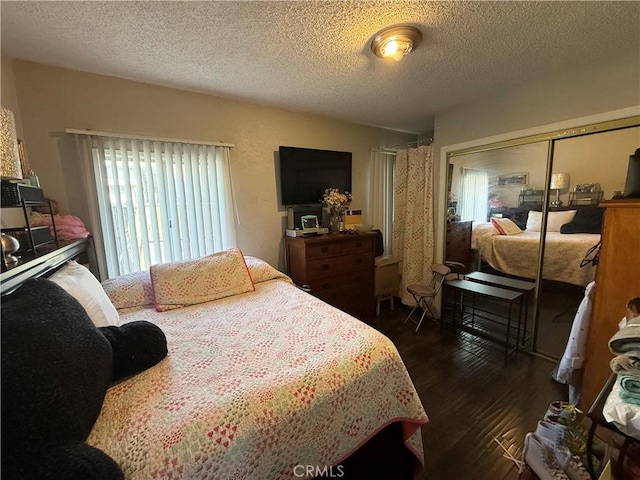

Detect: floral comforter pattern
89,264,427,479
472,223,599,286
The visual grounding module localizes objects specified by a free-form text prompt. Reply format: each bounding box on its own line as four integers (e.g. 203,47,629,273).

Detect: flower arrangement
322,188,352,216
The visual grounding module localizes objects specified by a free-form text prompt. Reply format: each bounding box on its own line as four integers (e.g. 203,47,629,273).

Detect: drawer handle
321,247,329,253
355,258,363,265
322,264,330,271
355,242,362,248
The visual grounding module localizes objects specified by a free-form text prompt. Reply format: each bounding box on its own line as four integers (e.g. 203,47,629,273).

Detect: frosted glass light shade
0,107,23,179
550,173,570,190
371,25,422,62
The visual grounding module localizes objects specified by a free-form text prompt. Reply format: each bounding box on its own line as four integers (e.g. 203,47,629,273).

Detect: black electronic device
279,146,352,206
621,148,640,198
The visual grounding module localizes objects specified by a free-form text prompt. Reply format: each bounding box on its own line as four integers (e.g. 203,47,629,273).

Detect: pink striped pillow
491,217,523,235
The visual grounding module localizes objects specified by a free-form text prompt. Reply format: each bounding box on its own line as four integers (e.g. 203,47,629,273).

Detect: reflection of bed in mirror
471,207,603,287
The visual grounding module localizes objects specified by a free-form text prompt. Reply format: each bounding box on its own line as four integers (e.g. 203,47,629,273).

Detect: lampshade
0,107,23,179
550,173,570,190
371,25,422,62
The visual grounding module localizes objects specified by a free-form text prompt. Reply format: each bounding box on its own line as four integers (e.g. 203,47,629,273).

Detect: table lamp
0,106,23,180
550,173,570,207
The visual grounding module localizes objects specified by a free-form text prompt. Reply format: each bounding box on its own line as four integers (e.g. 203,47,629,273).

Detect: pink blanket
29,212,90,240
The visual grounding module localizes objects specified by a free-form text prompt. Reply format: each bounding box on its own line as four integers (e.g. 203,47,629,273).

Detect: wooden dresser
581,199,640,409
285,232,375,321
446,221,473,272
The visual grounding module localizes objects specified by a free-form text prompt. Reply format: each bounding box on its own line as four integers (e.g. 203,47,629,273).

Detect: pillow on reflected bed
490,217,523,235
560,207,604,234
526,210,577,232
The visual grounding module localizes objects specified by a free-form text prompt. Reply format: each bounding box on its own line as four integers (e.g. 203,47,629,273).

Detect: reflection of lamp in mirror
0,107,23,180
1,233,20,268
550,173,570,207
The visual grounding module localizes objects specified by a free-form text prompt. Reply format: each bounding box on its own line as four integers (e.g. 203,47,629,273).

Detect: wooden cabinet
446,221,473,272
285,233,375,321
581,199,640,409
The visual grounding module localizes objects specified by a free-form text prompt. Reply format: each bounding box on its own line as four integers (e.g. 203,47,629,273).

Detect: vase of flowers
322,188,352,234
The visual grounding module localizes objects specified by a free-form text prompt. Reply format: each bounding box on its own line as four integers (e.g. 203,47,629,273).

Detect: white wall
5,58,415,271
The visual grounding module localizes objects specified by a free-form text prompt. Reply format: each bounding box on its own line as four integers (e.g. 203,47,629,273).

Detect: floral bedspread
472,223,599,286
90,262,427,479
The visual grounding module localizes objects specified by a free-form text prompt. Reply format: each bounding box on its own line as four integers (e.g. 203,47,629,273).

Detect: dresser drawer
341,253,374,273
341,236,373,254
308,274,347,294
446,235,469,251
308,270,372,293
307,256,342,278
306,242,342,259
446,221,472,236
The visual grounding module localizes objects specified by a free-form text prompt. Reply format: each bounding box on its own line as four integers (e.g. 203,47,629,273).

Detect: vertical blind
368,150,396,255
458,168,489,225
89,136,236,277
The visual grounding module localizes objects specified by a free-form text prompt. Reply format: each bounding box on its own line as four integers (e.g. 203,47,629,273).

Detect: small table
444,279,524,364
587,374,640,480
464,271,535,345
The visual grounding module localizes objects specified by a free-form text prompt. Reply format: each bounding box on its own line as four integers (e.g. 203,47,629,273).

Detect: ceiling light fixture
371,25,422,62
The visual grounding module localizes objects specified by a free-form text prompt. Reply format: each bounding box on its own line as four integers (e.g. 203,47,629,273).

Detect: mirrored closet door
445,118,639,359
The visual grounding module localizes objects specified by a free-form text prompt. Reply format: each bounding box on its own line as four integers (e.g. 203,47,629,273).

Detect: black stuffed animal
1,278,168,479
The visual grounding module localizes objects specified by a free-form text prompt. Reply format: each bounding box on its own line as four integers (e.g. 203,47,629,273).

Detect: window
368,150,395,254
458,168,488,225
89,136,236,277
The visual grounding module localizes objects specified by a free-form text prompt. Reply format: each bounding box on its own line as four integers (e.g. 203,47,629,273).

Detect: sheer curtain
368,150,395,255
73,134,237,278
458,168,488,225
392,145,434,305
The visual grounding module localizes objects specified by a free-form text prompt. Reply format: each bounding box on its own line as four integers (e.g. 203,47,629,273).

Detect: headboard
0,237,93,296
488,205,605,232
488,207,531,230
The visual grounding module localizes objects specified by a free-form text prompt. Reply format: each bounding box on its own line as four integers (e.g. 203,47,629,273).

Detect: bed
3,245,427,479
471,208,602,287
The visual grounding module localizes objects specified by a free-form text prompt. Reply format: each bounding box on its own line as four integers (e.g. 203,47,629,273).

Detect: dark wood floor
368,302,567,480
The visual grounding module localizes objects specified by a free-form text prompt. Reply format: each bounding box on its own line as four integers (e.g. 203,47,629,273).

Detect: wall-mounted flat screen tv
279,146,352,205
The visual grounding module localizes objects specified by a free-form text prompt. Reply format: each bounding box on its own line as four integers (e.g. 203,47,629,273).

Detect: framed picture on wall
497,172,528,186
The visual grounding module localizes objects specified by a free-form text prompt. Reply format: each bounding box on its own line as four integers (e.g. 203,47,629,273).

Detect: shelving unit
569,190,604,206
1,182,59,272
518,190,544,208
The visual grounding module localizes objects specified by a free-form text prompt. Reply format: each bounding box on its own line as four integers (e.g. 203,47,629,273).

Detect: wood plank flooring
368,303,567,480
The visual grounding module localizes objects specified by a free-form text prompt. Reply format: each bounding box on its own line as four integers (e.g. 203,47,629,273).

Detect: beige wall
7,59,415,271
448,127,639,211
553,127,639,202
1,51,27,227
432,51,640,260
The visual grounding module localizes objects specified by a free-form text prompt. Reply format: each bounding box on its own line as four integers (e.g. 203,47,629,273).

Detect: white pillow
547,210,577,231
50,260,120,327
526,210,577,232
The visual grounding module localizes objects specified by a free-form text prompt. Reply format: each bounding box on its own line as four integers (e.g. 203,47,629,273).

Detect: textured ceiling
1,1,639,133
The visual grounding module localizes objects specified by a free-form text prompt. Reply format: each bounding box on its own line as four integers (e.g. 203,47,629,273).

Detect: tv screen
279,146,352,205
623,148,640,198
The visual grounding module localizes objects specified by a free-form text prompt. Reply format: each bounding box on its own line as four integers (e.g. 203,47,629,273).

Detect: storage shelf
569,191,603,206
1,196,59,272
